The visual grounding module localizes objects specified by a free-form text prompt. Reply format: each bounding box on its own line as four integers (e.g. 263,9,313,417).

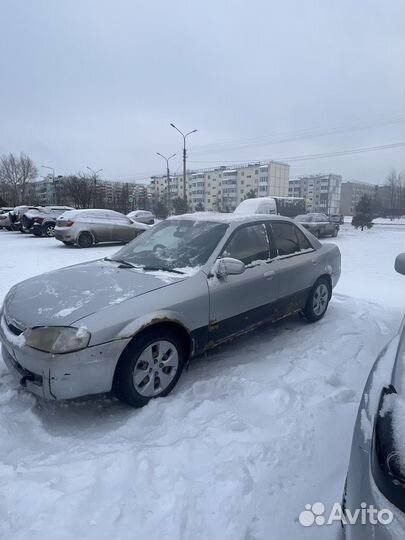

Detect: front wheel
113,330,185,407
303,278,331,322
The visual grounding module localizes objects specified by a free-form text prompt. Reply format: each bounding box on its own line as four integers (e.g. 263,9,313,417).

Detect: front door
207,222,279,344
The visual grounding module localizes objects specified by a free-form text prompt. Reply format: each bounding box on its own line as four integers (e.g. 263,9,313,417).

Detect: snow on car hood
3,259,184,328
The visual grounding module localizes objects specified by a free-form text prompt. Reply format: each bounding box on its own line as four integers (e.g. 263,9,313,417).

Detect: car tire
113,329,185,408
332,227,338,237
43,223,55,237
303,277,331,323
5,227,11,231
32,229,42,237
315,229,321,238
77,231,94,248
62,241,74,246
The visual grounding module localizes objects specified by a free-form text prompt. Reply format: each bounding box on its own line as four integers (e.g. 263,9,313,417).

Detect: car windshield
110,219,228,271
295,214,313,222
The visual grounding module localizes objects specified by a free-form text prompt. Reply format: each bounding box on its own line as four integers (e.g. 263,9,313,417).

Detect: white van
234,196,306,218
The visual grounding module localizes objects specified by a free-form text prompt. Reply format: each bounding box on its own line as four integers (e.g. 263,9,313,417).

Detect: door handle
264,270,275,279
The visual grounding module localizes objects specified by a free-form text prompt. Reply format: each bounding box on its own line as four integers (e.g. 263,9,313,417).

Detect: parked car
294,213,339,238
54,209,148,247
127,210,155,225
9,206,38,232
342,253,405,539
22,206,74,237
0,213,341,407
330,213,344,225
0,207,13,230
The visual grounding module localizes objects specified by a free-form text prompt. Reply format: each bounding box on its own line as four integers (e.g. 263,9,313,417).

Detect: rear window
271,222,312,256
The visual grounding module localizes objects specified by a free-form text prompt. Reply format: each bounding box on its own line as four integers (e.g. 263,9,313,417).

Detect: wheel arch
116,317,193,368
312,273,332,298
76,229,95,246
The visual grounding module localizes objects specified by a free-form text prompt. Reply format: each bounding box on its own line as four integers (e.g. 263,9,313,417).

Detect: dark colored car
23,206,75,237
294,213,339,238
9,206,38,232
330,214,344,225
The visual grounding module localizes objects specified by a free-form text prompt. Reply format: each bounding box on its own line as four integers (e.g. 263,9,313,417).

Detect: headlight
371,384,405,513
25,326,91,354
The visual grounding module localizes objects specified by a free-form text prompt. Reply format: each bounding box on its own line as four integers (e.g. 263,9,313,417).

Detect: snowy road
0,224,404,540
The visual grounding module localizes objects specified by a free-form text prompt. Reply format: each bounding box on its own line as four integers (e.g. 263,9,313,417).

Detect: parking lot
1,223,404,540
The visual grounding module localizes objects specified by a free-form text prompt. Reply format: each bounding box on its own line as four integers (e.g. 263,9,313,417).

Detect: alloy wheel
312,283,329,316
133,340,179,397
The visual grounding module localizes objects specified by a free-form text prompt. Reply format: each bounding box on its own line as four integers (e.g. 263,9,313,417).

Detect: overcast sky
0,0,404,184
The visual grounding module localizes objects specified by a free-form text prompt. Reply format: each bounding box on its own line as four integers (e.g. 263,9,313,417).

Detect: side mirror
394,253,405,276
216,257,245,278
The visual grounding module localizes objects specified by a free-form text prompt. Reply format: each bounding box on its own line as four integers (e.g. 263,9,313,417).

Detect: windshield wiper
142,265,185,275
104,257,137,268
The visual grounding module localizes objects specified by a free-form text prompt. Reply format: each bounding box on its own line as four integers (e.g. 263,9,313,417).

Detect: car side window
295,227,312,250
222,223,270,266
271,222,305,256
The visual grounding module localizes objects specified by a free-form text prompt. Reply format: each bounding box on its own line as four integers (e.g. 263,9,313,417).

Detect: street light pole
86,166,103,208
156,152,176,214
170,123,197,204
41,165,55,204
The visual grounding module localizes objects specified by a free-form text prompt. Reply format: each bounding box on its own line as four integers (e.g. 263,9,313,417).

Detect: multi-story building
340,180,377,216
150,160,290,211
30,176,150,212
289,174,342,215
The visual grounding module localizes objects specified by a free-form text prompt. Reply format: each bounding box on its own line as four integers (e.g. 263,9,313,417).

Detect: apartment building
340,180,377,215
150,160,290,211
289,174,342,215
30,177,151,211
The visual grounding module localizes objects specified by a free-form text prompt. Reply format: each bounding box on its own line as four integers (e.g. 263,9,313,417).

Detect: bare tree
60,174,94,208
386,169,400,210
0,153,38,205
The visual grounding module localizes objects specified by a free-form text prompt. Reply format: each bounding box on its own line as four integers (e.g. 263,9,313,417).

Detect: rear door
111,214,138,243
207,221,279,343
87,211,113,243
269,221,318,313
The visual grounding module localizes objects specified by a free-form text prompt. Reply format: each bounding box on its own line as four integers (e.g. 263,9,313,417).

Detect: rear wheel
43,223,55,237
113,329,185,407
332,227,338,237
77,231,94,248
303,278,331,322
315,229,321,238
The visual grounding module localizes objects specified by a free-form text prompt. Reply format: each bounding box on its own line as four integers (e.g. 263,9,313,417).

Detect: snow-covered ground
0,224,404,540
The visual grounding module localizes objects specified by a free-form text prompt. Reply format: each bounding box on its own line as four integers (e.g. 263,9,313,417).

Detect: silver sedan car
342,254,405,539
127,210,155,225
1,213,341,407
54,209,148,247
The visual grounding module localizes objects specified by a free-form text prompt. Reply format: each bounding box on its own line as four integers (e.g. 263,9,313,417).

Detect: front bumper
0,320,130,400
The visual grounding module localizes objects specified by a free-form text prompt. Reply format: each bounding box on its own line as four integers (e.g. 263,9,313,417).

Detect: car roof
167,212,294,225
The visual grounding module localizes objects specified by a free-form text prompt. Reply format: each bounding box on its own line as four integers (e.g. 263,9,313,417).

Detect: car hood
3,259,184,328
